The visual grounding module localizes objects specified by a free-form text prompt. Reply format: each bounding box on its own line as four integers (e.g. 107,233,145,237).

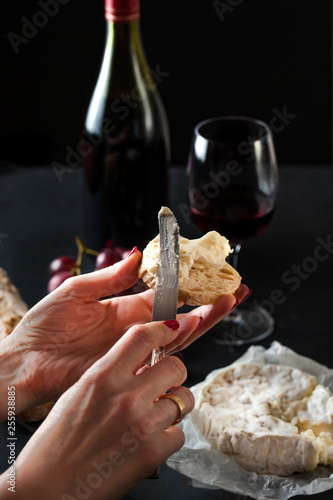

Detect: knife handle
149,346,165,480
151,346,165,365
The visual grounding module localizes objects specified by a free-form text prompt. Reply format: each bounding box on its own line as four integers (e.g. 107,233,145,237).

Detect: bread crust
139,260,241,306
0,268,28,340
16,401,54,422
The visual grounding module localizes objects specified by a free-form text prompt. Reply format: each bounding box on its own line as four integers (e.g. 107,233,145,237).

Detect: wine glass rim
194,115,272,143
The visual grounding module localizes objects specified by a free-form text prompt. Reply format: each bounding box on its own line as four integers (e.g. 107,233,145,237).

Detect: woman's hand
0,320,194,500
0,248,250,416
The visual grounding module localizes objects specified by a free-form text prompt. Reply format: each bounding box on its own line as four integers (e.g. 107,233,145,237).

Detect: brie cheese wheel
192,363,333,476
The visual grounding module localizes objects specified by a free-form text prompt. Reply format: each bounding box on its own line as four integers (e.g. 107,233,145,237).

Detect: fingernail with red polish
163,320,180,331
239,289,253,305
126,246,137,258
197,316,204,326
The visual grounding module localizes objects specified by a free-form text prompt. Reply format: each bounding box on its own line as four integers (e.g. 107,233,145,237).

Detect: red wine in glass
187,116,278,345
190,186,275,244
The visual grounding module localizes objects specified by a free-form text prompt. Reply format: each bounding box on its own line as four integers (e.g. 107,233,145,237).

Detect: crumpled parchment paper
167,341,333,500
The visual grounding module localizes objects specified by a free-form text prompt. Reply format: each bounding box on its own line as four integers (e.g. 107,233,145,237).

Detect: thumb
61,247,142,301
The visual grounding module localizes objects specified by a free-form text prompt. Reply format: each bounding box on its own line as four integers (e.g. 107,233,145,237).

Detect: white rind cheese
192,363,333,476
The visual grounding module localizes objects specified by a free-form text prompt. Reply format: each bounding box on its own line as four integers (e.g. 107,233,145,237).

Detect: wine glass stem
229,243,241,271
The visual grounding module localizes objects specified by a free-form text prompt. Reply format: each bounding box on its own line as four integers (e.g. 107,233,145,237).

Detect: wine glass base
210,302,275,346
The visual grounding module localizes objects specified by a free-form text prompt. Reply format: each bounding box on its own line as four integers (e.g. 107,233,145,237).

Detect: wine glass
187,116,278,345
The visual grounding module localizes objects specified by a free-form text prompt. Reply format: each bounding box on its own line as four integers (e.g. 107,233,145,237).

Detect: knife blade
151,206,180,365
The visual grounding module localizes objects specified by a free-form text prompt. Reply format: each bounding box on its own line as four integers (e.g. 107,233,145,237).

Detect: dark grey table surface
0,163,333,499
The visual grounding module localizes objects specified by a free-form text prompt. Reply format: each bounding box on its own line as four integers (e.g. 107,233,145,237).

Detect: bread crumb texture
139,231,241,305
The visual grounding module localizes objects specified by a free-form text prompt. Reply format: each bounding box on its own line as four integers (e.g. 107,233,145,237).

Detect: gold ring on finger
160,393,186,425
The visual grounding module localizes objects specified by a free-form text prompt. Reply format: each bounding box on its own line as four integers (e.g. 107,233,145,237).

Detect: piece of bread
138,232,241,306
140,261,241,306
16,401,55,422
0,268,29,341
0,268,54,421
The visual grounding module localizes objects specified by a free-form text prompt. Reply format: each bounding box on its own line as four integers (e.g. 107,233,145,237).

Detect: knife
151,206,180,366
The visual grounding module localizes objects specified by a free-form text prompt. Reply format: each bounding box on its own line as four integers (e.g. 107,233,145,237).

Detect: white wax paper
167,341,333,499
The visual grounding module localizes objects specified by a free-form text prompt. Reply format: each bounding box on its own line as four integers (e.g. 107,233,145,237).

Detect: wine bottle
82,0,170,251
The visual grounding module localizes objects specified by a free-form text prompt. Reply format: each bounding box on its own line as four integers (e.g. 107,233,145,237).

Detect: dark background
0,0,332,167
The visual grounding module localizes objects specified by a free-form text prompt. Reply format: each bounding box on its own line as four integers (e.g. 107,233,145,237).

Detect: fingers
139,352,188,400
154,386,194,429
168,284,251,352
88,320,182,381
63,319,191,487
59,248,142,301
155,424,186,464
187,284,251,342
163,315,202,357
80,321,191,430
233,284,252,304
195,284,251,329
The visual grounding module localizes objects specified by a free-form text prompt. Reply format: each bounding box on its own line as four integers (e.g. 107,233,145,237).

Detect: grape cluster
48,256,78,292
47,237,146,295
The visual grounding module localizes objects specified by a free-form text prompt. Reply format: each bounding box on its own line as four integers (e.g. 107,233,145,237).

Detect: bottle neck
104,0,146,77
104,18,155,92
105,0,140,23
106,18,141,49
104,0,142,61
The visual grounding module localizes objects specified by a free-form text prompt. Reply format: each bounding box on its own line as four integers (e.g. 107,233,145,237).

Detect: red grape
49,255,77,276
47,271,73,293
115,246,131,259
95,248,122,270
103,238,115,249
